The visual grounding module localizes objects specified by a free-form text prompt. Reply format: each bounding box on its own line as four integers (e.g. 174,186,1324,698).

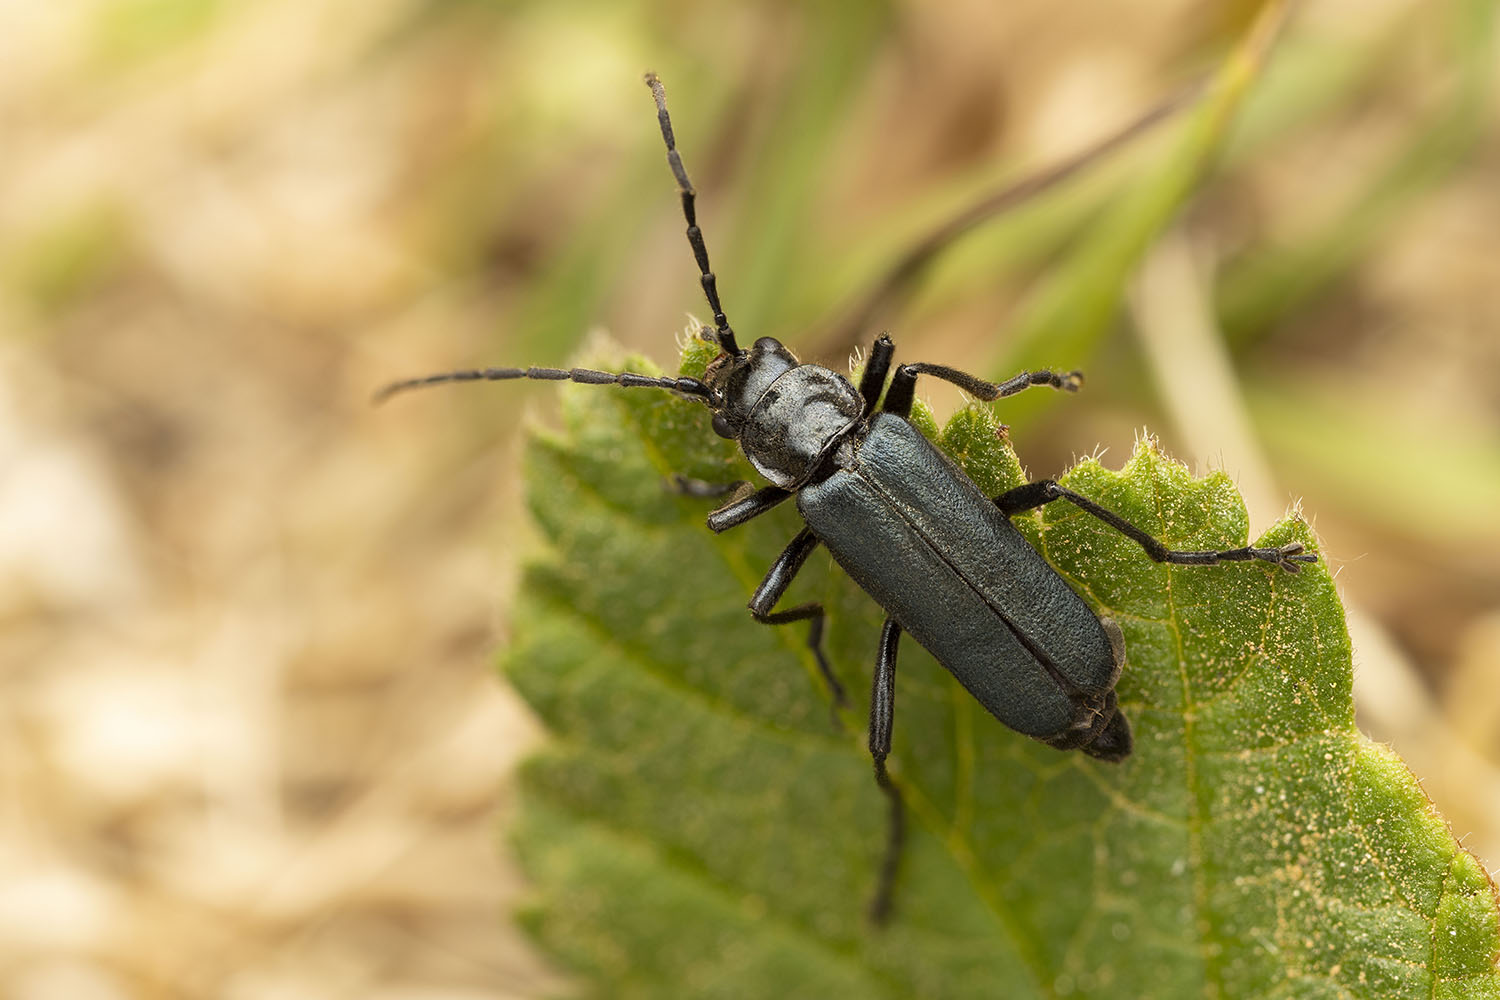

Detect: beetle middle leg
748,527,847,709
993,481,1317,572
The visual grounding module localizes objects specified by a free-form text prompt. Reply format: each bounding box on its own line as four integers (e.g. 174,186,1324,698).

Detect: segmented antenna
372,366,717,406
644,72,742,357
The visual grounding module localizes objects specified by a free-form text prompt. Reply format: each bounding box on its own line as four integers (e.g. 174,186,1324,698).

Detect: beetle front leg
994,480,1317,572
668,475,748,499
867,617,905,925
748,528,847,708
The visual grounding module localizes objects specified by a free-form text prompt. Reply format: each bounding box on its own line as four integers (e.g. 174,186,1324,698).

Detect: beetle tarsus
867,757,904,925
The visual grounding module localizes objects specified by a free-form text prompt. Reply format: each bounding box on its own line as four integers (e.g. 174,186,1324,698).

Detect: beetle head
703,336,799,439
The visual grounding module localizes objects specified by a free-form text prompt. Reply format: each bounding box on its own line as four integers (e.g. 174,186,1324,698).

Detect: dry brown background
2,1,1498,997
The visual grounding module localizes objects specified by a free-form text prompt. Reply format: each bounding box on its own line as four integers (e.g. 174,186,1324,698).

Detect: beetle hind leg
994,480,1317,573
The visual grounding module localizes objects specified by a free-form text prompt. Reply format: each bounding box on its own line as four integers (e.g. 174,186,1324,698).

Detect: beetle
377,73,1318,921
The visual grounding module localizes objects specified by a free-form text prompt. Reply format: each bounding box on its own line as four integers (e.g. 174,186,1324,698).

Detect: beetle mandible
377,73,1319,922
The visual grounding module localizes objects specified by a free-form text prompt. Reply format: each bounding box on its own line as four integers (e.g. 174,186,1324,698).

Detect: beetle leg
993,481,1318,572
668,475,748,498
857,334,897,415
881,361,1083,418
867,617,905,924
748,528,847,709
706,484,794,533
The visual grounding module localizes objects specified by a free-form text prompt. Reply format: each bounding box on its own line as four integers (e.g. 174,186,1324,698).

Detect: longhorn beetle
376,73,1318,922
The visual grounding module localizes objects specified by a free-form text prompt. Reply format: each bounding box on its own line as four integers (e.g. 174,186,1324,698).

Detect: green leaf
505,341,1500,999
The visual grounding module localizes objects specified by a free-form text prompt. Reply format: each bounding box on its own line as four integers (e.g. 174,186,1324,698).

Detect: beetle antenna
372,365,718,406
644,72,742,358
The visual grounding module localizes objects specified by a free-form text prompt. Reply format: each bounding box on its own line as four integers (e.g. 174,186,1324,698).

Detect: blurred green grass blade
800,116,1159,359
503,130,677,364
803,77,1207,356
504,338,1500,998
720,0,894,338
1248,380,1500,545
983,0,1290,429
500,0,892,367
1218,0,1497,347
1220,14,1411,158
434,58,741,367
798,16,1403,363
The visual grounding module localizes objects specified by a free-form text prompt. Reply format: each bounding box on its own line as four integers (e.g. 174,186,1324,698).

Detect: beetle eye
711,413,736,439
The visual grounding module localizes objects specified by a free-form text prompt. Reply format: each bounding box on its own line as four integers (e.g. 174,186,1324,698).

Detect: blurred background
1,0,1497,997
